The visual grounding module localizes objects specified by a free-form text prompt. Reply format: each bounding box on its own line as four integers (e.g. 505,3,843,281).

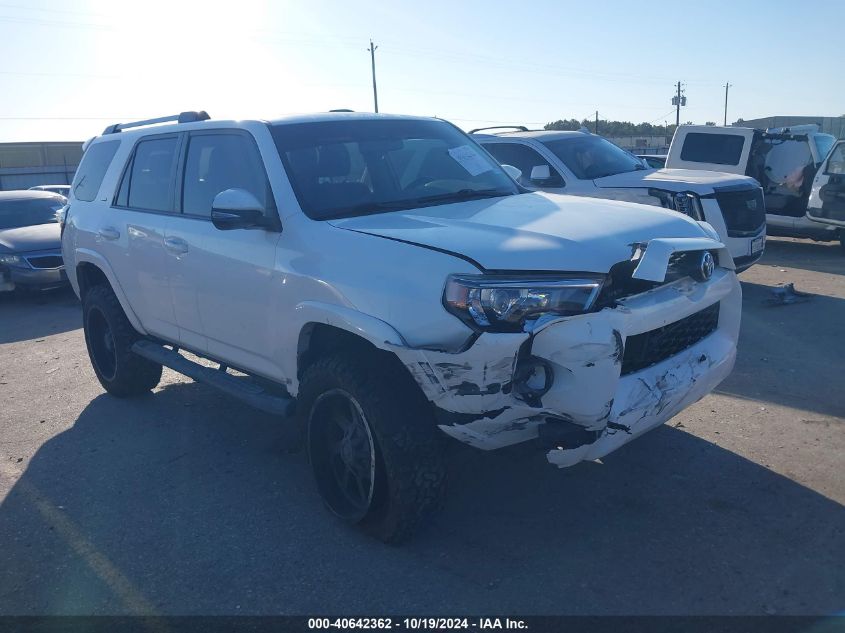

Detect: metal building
0,141,82,191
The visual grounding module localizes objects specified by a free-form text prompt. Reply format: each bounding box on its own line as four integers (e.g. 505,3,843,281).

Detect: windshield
0,196,65,230
270,118,519,220
541,135,646,179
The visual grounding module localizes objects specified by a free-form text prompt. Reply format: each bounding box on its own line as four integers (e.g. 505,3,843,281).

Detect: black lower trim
733,251,764,273
621,303,720,375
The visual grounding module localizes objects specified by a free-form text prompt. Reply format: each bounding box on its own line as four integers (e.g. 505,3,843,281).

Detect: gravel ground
0,236,843,616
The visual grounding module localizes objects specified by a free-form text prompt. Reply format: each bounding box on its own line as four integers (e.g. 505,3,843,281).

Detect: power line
0,116,144,120
0,8,724,88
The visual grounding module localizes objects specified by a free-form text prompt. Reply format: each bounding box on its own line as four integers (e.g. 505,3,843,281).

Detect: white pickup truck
472,127,766,272
666,124,842,249
62,111,740,541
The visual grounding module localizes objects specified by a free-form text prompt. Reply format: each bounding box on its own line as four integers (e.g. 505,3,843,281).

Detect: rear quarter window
680,133,745,166
71,140,120,202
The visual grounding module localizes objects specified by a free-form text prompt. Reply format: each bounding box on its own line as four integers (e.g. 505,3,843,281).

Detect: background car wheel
82,284,161,396
300,352,446,543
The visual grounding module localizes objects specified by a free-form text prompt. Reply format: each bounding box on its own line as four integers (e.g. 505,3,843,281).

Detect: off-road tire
299,352,446,543
82,284,161,396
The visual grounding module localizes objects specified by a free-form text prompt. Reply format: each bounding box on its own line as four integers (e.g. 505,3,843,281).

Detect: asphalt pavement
0,237,843,615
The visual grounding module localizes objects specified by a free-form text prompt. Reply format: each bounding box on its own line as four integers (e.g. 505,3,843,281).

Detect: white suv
63,111,741,542
473,127,766,272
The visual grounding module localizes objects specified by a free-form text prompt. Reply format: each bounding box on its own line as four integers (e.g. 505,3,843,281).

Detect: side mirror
211,189,267,230
501,164,522,181
530,165,552,182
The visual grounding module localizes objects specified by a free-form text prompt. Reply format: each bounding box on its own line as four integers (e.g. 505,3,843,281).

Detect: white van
666,124,841,247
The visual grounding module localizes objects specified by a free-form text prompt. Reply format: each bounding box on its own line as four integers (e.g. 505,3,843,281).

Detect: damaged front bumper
392,267,741,467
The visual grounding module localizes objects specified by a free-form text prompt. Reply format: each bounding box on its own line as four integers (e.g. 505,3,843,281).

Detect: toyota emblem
697,251,715,281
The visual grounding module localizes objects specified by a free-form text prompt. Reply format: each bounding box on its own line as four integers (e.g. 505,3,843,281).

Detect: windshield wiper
321,189,514,220
410,188,514,205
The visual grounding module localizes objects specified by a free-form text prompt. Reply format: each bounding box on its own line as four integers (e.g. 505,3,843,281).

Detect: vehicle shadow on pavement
758,237,844,276
0,381,842,615
715,281,845,418
0,287,80,345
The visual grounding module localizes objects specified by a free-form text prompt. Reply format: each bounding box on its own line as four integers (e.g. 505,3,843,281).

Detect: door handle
164,237,189,255
97,227,120,241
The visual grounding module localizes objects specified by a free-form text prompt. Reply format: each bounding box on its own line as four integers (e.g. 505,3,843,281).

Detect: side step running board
131,339,295,417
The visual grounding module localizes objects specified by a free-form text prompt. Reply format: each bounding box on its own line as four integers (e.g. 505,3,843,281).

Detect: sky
0,0,843,142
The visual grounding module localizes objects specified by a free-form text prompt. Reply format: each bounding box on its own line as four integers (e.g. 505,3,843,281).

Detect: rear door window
119,136,179,212
181,132,273,217
72,140,119,202
680,133,745,165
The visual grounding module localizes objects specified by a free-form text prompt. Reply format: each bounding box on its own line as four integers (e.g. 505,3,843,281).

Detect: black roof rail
468,125,529,135
102,110,210,135
329,108,355,112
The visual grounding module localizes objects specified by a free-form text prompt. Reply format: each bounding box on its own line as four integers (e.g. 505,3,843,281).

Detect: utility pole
595,111,599,134
368,40,379,113
671,81,686,127
723,82,731,126
675,81,681,127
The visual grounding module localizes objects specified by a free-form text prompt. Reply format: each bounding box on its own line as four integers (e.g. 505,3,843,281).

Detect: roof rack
102,111,210,135
329,108,355,112
468,125,529,135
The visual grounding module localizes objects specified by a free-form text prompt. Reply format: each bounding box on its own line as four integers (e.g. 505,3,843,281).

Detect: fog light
513,357,553,398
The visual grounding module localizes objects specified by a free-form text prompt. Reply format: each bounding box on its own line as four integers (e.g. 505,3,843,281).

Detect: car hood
594,168,758,194
328,192,709,272
0,223,61,253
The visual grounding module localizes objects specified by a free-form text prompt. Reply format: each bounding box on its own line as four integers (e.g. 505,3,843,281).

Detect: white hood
329,192,712,273
594,168,759,194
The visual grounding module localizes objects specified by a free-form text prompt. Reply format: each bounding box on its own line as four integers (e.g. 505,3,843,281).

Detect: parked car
638,154,667,169
665,124,841,247
63,111,740,541
29,184,71,196
806,139,845,248
0,190,68,293
472,127,765,272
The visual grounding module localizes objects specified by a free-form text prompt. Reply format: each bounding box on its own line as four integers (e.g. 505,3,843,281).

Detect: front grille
595,250,716,309
26,255,63,269
621,303,720,375
713,187,765,236
594,258,658,309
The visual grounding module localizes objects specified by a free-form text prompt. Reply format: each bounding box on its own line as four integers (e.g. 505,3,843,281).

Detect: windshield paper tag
448,145,492,177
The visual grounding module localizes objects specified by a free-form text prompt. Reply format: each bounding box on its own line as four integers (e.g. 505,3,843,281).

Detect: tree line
544,118,718,136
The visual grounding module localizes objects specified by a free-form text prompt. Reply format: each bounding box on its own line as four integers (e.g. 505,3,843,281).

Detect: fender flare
293,301,408,352
73,248,148,335
289,301,409,395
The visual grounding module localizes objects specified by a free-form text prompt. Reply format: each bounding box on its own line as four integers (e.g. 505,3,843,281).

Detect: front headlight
648,188,704,221
444,274,604,332
673,192,704,220
0,254,23,267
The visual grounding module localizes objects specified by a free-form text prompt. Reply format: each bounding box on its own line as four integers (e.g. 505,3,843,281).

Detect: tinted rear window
125,137,179,212
680,133,745,165
72,140,119,202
